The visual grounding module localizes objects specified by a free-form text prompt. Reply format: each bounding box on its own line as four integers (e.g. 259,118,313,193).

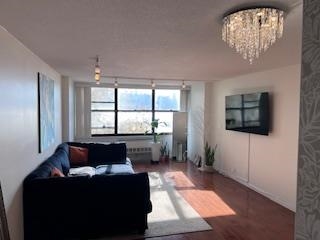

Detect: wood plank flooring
134,160,295,240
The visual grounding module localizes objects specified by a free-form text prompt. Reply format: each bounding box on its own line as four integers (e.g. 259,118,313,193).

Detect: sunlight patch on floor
155,171,236,218
147,172,212,235
149,190,193,223
180,189,236,218
163,171,196,188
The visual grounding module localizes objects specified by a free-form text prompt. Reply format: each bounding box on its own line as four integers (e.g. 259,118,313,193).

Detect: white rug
103,172,212,239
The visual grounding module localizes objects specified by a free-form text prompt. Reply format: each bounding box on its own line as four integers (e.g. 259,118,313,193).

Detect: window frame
91,88,179,136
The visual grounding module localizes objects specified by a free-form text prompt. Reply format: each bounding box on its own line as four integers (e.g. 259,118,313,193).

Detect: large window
118,88,152,134
91,88,115,135
91,88,180,136
155,89,180,133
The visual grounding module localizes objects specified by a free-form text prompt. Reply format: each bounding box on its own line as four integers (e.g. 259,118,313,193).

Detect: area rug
101,172,212,239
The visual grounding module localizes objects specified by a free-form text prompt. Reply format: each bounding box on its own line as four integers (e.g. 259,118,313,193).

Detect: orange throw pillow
69,146,89,166
51,167,65,177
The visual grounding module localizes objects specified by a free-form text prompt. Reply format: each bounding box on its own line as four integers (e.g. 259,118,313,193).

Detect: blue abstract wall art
38,72,55,153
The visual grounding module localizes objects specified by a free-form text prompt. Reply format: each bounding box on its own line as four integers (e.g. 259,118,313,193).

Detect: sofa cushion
56,142,69,156
88,143,127,166
25,164,52,181
95,164,134,175
95,158,133,175
69,146,89,166
55,143,70,173
53,148,70,175
67,142,127,167
46,153,64,173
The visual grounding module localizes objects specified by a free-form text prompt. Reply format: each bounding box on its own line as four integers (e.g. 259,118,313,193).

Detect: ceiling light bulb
95,65,101,74
94,56,101,84
95,73,100,85
95,73,100,81
182,81,186,89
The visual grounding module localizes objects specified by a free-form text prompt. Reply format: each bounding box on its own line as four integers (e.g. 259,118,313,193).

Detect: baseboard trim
216,168,295,212
246,183,295,212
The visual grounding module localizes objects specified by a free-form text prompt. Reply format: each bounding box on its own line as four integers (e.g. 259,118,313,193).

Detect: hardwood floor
134,160,295,240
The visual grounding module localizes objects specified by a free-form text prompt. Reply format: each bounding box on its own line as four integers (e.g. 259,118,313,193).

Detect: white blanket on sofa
68,167,96,177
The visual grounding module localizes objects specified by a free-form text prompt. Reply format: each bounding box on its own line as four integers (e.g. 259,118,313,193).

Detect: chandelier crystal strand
222,8,284,64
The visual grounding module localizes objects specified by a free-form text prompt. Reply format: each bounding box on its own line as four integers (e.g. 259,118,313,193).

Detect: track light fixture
151,80,156,88
114,78,118,88
182,80,186,89
94,56,101,85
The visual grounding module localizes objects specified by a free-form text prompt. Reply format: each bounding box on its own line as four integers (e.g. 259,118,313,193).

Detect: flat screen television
225,92,269,135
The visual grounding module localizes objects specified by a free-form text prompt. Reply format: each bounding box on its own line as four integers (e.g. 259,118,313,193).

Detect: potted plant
202,142,217,172
165,147,170,162
159,142,167,162
146,119,167,163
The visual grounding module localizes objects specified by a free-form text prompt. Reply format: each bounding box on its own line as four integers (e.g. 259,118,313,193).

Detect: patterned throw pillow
51,167,65,177
69,146,89,166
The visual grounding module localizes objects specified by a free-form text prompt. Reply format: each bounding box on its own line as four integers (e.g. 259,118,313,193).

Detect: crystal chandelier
222,8,284,64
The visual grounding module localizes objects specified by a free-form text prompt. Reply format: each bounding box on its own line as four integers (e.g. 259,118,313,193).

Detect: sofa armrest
23,173,152,239
24,175,92,218
23,176,91,239
24,175,91,200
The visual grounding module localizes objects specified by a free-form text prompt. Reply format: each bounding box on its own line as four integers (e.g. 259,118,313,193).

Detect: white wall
209,64,300,211
204,82,213,144
187,82,205,162
0,26,62,240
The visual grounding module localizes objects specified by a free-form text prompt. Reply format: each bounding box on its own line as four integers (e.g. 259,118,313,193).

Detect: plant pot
159,156,166,162
150,142,161,162
165,155,170,162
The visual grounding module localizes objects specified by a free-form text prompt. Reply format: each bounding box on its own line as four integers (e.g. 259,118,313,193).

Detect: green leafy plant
204,142,217,166
160,142,168,156
146,119,167,143
165,148,170,157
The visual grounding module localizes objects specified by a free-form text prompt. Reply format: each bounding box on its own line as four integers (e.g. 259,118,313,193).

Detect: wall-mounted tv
225,92,269,135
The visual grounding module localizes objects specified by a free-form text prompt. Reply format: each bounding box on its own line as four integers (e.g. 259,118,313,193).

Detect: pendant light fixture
94,56,101,85
151,80,156,88
182,80,186,89
222,7,284,64
114,77,118,88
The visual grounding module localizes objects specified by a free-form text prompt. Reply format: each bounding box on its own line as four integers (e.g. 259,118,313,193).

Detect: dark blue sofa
23,142,152,240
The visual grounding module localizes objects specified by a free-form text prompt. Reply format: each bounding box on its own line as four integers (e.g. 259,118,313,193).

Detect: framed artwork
38,72,55,153
0,183,10,240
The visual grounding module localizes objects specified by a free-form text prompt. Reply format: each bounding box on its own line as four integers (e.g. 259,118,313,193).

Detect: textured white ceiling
0,0,302,83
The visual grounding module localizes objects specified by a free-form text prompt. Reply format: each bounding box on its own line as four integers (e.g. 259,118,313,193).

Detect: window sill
75,134,172,143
